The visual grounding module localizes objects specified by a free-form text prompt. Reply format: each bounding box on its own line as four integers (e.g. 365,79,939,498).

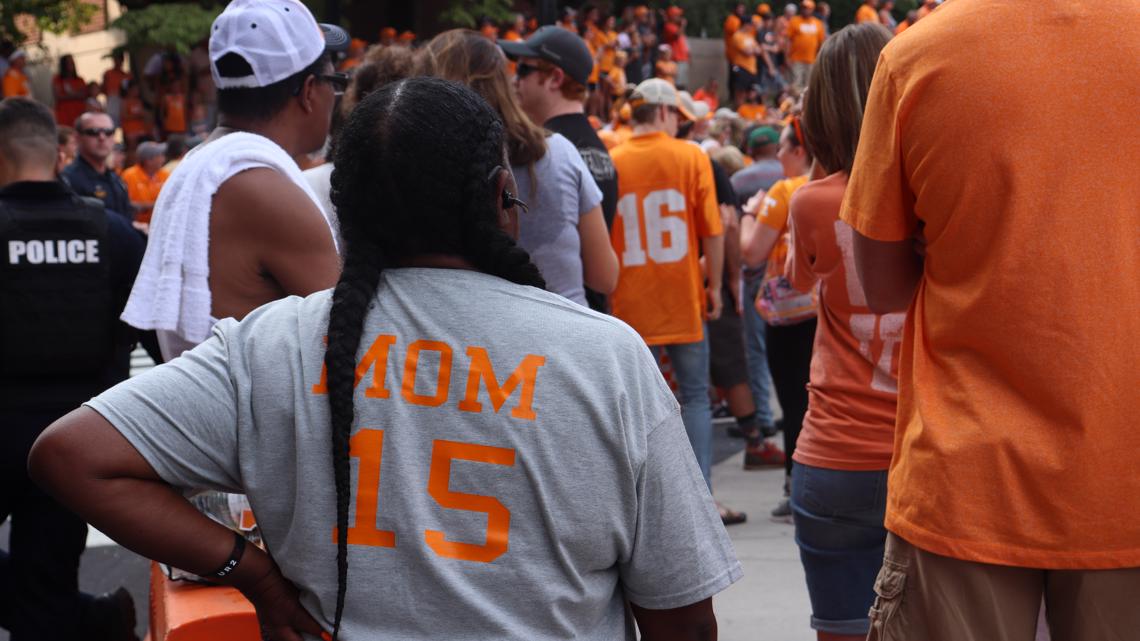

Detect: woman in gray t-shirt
420,29,618,306
30,78,739,641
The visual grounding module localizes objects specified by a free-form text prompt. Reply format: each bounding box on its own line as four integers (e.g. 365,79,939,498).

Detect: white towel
121,131,336,345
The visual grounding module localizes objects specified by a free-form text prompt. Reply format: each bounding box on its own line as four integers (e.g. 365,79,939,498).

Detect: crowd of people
2,1,1137,641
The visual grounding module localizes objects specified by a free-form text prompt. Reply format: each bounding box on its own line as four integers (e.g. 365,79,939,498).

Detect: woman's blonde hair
801,23,892,175
417,29,547,166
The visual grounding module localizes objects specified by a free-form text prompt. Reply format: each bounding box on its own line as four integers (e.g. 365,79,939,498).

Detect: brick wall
15,0,107,45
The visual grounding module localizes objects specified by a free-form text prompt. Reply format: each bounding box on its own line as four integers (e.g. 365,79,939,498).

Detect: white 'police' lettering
8,239,100,265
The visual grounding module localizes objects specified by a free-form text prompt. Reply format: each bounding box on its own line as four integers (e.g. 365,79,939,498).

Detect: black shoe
86,587,140,641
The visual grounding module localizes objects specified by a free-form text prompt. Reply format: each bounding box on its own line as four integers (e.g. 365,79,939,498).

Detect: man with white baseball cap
123,0,348,362
607,78,742,524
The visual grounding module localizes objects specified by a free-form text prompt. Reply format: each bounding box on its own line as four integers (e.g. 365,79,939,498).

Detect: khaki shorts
868,532,1140,641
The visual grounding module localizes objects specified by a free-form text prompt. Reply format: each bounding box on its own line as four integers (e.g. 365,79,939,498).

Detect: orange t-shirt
3,69,30,97
598,125,632,150
856,4,881,23
53,76,87,126
608,66,627,97
121,97,148,136
894,20,911,35
120,164,170,224
787,173,897,471
840,0,1140,569
596,29,618,74
787,16,825,64
693,88,718,111
737,103,767,122
729,30,758,74
610,131,723,345
162,92,187,134
103,68,129,97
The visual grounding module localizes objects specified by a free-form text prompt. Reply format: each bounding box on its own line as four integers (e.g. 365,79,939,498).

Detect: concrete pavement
711,446,815,641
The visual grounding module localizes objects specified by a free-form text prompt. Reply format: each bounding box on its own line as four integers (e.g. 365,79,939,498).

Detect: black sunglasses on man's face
515,62,547,80
79,127,115,138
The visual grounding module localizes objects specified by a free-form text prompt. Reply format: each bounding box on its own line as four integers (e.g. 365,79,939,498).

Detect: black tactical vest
0,193,113,379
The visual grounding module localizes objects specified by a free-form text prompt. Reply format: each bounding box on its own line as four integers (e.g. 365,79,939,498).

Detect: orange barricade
145,562,259,641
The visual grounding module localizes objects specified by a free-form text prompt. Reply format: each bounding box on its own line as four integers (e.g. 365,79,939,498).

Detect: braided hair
324,77,544,640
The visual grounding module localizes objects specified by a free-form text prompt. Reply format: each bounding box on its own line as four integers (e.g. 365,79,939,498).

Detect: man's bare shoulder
212,167,324,227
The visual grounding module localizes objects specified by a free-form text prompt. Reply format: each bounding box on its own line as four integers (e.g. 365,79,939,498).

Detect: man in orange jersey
842,0,1140,638
855,0,881,23
786,0,826,91
609,78,728,510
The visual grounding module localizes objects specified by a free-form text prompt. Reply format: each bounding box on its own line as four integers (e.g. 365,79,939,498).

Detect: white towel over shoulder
121,131,336,345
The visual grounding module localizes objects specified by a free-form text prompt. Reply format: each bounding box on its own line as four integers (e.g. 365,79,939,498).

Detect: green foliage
441,0,515,29
110,3,223,54
0,0,98,45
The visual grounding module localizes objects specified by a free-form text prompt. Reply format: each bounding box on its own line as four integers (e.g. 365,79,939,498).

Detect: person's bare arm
721,205,743,314
631,598,717,641
29,408,327,641
213,168,340,297
740,214,781,268
702,233,725,321
578,206,619,294
852,230,923,314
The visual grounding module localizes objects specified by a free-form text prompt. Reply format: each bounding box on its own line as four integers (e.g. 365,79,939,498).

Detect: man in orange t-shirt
855,0,881,23
120,141,169,225
723,3,746,64
610,79,725,502
842,0,1140,638
729,20,760,107
787,1,826,90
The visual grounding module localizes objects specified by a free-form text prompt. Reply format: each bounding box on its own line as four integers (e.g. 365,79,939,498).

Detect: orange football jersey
609,132,723,345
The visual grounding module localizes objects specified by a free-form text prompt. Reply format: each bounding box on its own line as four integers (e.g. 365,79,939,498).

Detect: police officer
60,111,132,222
0,98,142,640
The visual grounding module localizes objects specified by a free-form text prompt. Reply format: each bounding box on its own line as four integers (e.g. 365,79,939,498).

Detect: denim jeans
654,332,713,491
742,271,776,426
791,463,889,637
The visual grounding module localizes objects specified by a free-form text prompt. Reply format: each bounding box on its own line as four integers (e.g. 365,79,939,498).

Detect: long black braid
323,77,544,639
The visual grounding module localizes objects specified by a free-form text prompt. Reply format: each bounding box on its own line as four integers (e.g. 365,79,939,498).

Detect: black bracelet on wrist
211,531,247,580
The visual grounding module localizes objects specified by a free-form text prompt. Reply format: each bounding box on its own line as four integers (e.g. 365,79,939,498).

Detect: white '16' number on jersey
616,189,689,266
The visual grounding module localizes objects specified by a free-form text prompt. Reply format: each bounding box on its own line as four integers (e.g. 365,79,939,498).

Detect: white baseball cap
209,0,349,90
630,78,694,121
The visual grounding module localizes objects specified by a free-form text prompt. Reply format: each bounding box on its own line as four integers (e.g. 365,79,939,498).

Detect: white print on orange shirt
836,220,905,393
312,334,547,421
616,189,690,266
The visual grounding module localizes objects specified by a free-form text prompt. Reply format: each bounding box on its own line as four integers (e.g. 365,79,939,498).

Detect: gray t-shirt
730,158,784,206
513,133,604,306
87,268,741,640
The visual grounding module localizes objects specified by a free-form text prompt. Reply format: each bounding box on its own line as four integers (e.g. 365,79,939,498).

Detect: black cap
498,26,594,86
320,23,350,54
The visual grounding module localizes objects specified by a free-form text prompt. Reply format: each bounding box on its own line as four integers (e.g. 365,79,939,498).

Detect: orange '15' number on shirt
333,429,516,563
616,189,689,266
